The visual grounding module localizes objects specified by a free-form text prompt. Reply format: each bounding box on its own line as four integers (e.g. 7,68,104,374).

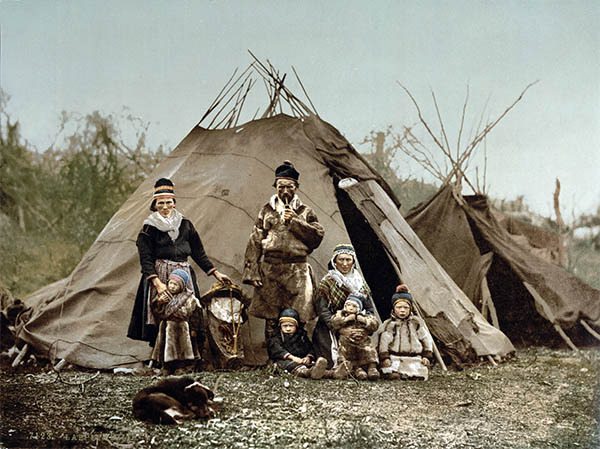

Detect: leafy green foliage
0,91,164,297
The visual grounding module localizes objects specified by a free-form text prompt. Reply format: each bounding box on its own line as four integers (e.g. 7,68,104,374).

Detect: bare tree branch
458,80,539,170
397,82,448,154
431,90,452,155
456,84,469,160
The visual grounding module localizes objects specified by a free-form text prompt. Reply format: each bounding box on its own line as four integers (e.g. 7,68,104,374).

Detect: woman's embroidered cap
153,178,176,199
150,178,176,211
332,243,355,259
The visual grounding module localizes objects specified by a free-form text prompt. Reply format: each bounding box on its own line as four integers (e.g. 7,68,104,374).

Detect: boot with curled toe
310,357,328,380
367,363,380,381
353,366,368,381
323,361,349,380
293,365,311,378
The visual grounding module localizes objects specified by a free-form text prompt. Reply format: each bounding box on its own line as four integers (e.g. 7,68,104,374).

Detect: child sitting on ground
267,308,337,379
376,285,434,380
151,268,202,374
330,293,380,381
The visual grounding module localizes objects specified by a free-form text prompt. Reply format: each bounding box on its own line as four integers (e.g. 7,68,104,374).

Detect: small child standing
151,268,202,374
376,285,434,380
267,308,330,379
330,293,380,381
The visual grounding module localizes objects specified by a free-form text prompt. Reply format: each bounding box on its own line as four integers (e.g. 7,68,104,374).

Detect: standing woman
127,178,230,370
312,243,376,368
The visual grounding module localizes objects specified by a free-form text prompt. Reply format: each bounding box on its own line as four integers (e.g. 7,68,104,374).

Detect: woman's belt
263,255,307,264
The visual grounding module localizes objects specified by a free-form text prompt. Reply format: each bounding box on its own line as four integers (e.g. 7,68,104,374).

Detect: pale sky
1,0,598,217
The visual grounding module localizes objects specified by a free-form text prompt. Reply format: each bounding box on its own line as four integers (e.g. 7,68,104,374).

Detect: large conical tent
17,59,514,369
405,184,600,347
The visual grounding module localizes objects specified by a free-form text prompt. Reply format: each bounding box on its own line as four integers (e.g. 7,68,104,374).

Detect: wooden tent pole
580,320,600,343
291,65,319,115
523,282,578,351
480,292,489,321
431,337,448,372
553,324,578,352
481,277,500,329
54,359,68,372
410,301,447,371
12,343,29,368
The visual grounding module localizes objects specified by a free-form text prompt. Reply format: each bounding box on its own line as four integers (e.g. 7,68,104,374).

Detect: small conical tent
18,62,514,369
405,185,600,347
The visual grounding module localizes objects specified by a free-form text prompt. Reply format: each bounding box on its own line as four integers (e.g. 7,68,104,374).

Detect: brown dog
132,376,216,424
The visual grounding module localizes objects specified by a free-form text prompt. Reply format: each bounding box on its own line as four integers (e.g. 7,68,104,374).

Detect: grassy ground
1,347,599,449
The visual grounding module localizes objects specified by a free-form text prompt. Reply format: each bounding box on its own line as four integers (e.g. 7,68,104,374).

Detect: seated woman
312,243,376,368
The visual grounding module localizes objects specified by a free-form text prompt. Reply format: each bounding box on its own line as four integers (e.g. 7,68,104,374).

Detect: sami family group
127,161,434,381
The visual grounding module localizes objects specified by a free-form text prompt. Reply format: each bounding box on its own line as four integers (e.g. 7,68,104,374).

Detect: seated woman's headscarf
328,243,365,293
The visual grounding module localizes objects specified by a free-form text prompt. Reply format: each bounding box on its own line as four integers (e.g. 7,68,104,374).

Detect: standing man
243,161,324,339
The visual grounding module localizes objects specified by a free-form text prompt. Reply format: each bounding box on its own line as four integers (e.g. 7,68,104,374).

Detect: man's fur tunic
243,196,324,322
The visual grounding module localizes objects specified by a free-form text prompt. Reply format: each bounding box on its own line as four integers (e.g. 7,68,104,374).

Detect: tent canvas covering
405,185,600,346
20,113,514,369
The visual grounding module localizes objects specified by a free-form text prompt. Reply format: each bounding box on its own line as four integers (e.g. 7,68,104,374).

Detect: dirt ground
1,347,599,449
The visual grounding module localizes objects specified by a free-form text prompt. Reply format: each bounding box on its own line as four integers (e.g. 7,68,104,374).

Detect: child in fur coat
376,285,434,380
329,293,380,381
267,308,332,379
150,269,202,374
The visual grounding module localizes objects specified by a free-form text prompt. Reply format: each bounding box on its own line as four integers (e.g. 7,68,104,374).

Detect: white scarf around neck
328,266,365,293
143,209,184,241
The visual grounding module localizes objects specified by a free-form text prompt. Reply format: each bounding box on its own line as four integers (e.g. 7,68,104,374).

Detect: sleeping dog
132,376,216,424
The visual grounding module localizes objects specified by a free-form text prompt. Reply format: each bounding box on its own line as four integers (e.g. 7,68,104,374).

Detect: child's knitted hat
169,269,190,290
278,308,300,327
391,284,413,308
345,292,365,312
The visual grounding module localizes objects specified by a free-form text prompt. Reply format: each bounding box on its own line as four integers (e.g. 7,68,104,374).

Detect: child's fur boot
310,357,328,380
367,363,380,381
353,366,368,381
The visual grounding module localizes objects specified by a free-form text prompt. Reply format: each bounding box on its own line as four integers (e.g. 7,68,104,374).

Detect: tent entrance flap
463,213,562,347
335,184,398,318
